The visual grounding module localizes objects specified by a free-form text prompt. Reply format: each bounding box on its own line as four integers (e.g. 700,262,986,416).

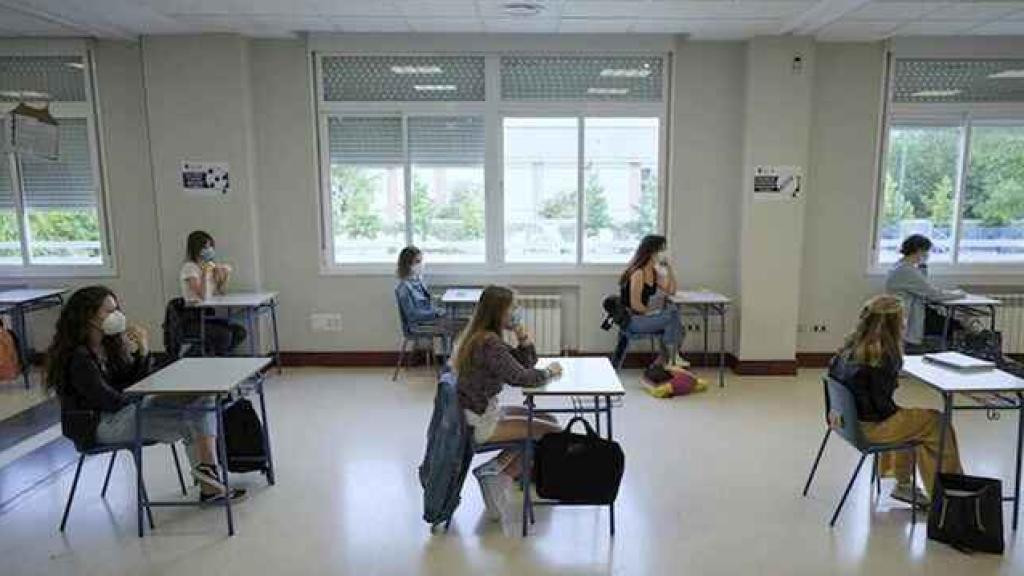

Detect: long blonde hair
452,285,515,375
840,295,904,368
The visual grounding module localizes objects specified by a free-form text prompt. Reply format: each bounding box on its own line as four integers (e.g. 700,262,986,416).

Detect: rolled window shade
408,116,484,167
20,118,96,210
328,116,403,166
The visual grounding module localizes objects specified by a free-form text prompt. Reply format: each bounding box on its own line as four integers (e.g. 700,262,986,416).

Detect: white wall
21,33,1013,361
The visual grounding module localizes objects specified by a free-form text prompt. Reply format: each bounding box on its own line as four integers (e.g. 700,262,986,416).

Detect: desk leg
247,307,258,357
702,306,709,368
215,397,235,536
1014,392,1023,531
257,376,276,485
522,396,534,538
199,312,207,357
990,305,997,333
134,402,144,538
934,393,953,501
942,306,953,350
594,395,601,436
13,306,29,388
606,395,615,536
718,305,726,388
270,301,282,374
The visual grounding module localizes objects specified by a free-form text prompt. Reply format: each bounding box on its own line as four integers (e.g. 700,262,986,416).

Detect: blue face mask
199,246,216,262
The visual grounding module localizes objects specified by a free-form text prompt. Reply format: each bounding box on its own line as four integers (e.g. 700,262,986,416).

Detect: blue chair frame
60,441,187,532
611,320,658,370
802,376,922,526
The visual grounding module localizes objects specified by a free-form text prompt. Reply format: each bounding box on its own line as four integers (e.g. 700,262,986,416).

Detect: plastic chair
802,376,922,526
60,441,187,532
611,318,658,370
393,287,444,381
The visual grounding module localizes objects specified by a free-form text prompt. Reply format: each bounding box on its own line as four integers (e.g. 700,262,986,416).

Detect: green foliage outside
332,165,383,239
410,178,435,240
433,184,485,241
584,165,612,237
540,190,576,219
622,169,658,238
0,211,17,242
883,126,1024,229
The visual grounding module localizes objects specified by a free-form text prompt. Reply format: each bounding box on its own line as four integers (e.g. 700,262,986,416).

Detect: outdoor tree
411,177,435,240
332,166,383,239
623,169,657,238
926,174,954,228
540,190,576,219
584,165,612,237
882,175,914,227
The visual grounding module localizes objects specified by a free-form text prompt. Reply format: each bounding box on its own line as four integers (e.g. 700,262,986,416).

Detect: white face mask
410,262,424,278
100,310,127,336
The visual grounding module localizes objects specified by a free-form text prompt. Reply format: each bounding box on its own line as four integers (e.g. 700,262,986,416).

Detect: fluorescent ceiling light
504,2,545,17
911,89,961,98
600,68,651,78
390,65,442,75
587,87,630,95
1,90,51,100
64,62,85,70
414,84,457,92
989,69,1024,79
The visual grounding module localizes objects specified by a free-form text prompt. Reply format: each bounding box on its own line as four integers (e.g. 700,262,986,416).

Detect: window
316,52,666,269
0,53,109,271
409,116,485,263
327,116,406,264
875,57,1024,267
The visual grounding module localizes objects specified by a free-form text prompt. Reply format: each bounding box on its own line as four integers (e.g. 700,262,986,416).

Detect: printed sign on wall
753,165,802,201
182,161,230,196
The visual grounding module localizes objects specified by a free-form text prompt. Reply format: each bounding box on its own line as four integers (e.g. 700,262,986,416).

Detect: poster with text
182,161,230,196
753,165,802,201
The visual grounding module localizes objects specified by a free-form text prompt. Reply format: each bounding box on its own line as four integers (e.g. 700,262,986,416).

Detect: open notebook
923,351,996,371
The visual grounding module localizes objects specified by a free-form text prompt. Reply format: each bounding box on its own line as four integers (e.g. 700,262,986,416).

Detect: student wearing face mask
46,286,244,503
453,285,562,525
884,234,964,353
180,230,246,356
619,234,685,366
395,246,459,353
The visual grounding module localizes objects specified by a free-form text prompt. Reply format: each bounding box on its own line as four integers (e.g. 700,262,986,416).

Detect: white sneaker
890,483,929,508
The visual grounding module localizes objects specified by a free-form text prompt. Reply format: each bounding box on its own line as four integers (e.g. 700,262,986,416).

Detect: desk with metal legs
124,357,275,537
521,357,625,537
0,288,67,388
190,292,281,372
902,355,1024,530
670,291,731,387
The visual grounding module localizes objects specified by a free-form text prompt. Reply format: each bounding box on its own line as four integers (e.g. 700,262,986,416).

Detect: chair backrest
823,376,870,451
394,284,414,338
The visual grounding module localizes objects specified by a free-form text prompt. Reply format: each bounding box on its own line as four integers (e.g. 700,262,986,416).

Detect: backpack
600,295,631,331
928,473,1005,554
222,398,268,473
0,318,21,381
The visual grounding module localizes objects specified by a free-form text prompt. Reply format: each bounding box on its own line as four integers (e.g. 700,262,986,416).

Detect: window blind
408,116,484,167
19,118,96,209
0,56,86,102
893,58,1024,104
501,55,663,102
328,116,404,166
0,154,13,210
321,56,486,102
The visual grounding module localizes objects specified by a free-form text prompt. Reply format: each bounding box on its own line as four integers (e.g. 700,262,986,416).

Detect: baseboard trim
795,353,833,369
732,359,799,376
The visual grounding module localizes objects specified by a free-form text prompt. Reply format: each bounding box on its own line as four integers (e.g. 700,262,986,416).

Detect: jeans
95,395,217,468
628,306,684,358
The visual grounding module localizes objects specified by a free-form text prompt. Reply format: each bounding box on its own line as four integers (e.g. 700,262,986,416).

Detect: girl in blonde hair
828,294,963,506
453,285,562,526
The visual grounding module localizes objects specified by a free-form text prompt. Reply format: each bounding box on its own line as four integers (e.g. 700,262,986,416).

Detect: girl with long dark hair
619,234,684,366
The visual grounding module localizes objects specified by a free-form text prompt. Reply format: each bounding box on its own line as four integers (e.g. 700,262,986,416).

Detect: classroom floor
0,366,1021,575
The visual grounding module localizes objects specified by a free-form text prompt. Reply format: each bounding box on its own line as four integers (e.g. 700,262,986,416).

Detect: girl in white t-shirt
180,231,246,355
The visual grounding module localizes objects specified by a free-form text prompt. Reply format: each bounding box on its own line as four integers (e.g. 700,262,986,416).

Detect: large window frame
315,52,669,275
0,46,114,277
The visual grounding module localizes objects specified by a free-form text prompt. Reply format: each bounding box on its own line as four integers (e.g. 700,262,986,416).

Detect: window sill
320,262,626,277
0,265,117,280
867,262,1024,279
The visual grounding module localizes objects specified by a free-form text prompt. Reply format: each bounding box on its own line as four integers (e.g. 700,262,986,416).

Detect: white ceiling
0,0,1022,41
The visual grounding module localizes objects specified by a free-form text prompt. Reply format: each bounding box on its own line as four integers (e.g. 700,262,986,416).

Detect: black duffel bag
535,416,624,504
223,398,269,473
928,473,1004,554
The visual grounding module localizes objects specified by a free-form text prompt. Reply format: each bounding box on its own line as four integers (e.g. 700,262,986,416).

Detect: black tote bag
928,473,1004,554
535,416,624,504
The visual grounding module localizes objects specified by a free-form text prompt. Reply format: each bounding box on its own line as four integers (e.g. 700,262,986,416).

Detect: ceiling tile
483,17,561,32
407,18,485,32
476,0,565,18
563,1,649,18
630,19,691,33
0,6,83,36
970,19,1024,34
816,20,903,41
922,2,1024,21
842,2,945,21
892,19,984,34
644,1,812,20
325,17,412,32
634,18,784,39
558,17,634,32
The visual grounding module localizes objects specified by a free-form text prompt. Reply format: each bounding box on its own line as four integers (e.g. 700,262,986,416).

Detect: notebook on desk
923,351,996,371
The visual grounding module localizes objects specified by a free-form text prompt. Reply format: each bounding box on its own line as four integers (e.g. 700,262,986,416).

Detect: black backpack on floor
535,417,624,504
223,398,268,473
928,473,1004,554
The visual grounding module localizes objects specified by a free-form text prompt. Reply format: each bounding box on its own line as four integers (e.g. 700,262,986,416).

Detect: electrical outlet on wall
311,313,343,332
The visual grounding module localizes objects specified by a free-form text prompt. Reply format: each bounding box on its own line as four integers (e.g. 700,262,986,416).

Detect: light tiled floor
0,371,48,422
0,366,1021,575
